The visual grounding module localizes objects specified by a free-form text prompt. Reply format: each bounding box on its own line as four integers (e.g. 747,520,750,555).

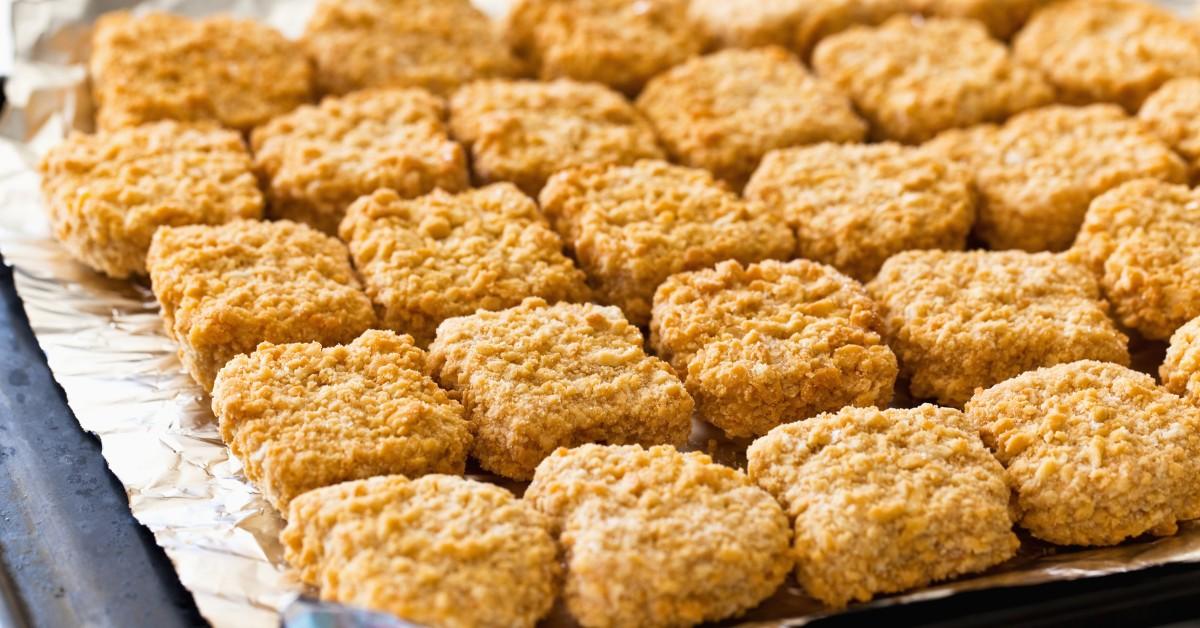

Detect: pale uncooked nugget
1139,77,1200,181
1162,316,1200,406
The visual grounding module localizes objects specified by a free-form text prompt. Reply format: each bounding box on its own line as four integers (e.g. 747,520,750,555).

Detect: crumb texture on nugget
252,88,468,235
636,47,866,189
867,250,1130,407
1163,316,1200,406
38,121,262,279
283,474,559,628
211,330,471,511
303,0,522,97
540,160,794,325
926,105,1186,252
147,219,375,392
526,444,792,628
966,361,1200,546
340,185,589,346
1140,78,1200,181
748,405,1018,607
813,16,1053,144
90,12,311,131
745,142,974,281
429,299,693,480
650,259,897,438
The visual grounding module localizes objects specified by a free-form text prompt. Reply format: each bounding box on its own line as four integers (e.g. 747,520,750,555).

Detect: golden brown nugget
927,105,1186,252
636,47,866,189
920,0,1049,39
1014,0,1200,111
448,79,662,196
37,121,262,279
526,444,792,627
211,330,471,511
283,475,559,628
251,88,468,235
1163,316,1200,406
90,12,312,132
428,299,693,480
867,250,1130,407
745,142,974,281
687,0,910,56
1140,78,1200,181
747,405,1018,608
540,160,795,326
147,220,375,392
505,0,704,95
813,16,1053,144
339,185,590,346
650,259,897,438
967,361,1200,546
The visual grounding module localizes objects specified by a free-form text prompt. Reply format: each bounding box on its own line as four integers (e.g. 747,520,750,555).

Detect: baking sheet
2,1,1200,626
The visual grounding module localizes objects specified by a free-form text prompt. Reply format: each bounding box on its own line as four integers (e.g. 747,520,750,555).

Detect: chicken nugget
1140,78,1200,181
1163,316,1200,406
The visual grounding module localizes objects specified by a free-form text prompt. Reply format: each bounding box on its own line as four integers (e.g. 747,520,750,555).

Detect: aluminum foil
2,1,1199,626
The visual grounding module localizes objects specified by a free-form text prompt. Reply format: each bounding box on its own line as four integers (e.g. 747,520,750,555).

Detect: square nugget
90,12,312,132
1140,78,1200,181
147,219,376,392
866,250,1130,407
252,88,468,235
38,121,263,279
636,47,866,189
813,16,1053,144
540,160,795,325
339,184,590,346
448,79,663,196
428,298,693,479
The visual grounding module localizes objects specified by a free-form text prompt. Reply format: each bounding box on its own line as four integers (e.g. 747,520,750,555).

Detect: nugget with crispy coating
1140,78,1200,181
748,405,1018,607
687,0,910,55
283,474,559,628
527,444,792,627
920,0,1049,39
867,250,1130,407
1163,316,1200,406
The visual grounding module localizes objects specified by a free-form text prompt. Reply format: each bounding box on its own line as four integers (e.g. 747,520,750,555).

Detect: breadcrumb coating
926,105,1186,252
650,259,897,438
505,0,705,95
1013,0,1200,111
526,444,792,627
147,220,376,392
867,250,1130,407
339,185,590,346
303,0,522,97
251,88,468,235
1163,316,1200,406
635,47,866,189
37,121,262,279
429,299,693,480
211,330,471,511
540,160,794,325
90,12,312,132
283,474,559,628
813,16,1053,144
966,360,1200,546
747,405,1018,607
745,142,974,281
448,79,663,196
1139,78,1200,181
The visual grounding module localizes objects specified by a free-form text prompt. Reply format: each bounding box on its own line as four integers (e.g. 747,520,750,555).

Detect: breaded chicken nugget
429,299,692,479
747,405,1018,607
745,142,974,281
283,474,559,628
526,444,792,627
966,360,1200,546
212,330,471,510
1140,78,1200,181
687,0,910,55
540,160,794,325
1163,316,1200,406
636,47,866,189
251,88,467,235
37,121,262,279
650,259,897,438
867,250,1130,407
920,0,1049,40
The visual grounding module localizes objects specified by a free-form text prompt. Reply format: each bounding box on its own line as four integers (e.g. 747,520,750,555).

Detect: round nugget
746,142,974,280
636,47,866,189
283,474,559,628
747,405,1018,608
1014,0,1200,111
966,361,1200,546
1140,78,1200,181
526,444,792,627
1163,316,1200,406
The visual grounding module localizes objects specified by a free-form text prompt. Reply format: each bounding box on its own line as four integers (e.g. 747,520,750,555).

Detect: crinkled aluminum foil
2,1,1200,626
